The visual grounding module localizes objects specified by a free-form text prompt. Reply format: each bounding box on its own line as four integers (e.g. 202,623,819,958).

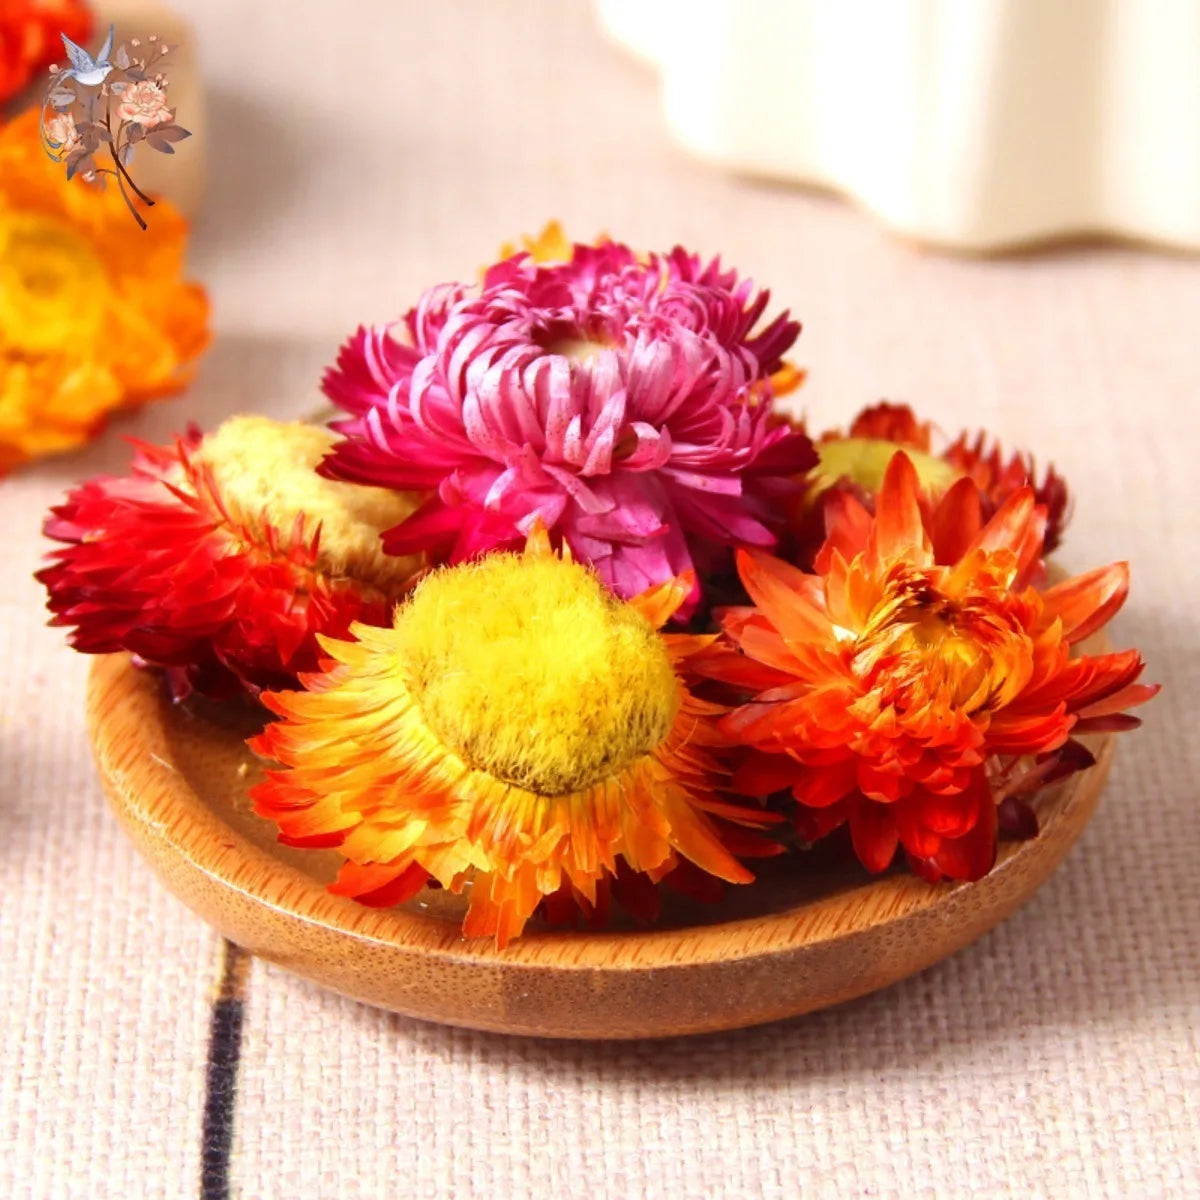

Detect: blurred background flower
796,401,1072,567
0,0,92,106
0,107,208,474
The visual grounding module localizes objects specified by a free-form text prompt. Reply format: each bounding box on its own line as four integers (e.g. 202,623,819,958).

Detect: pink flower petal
320,236,810,602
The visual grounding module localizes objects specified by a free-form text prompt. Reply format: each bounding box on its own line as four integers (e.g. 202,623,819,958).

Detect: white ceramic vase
597,0,1200,251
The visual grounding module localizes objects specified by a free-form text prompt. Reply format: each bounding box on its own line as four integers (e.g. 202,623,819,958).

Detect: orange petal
330,859,429,907
984,706,1073,756
793,760,858,808
523,519,554,558
848,794,900,873
871,452,928,563
1075,681,1160,720
736,548,829,644
926,775,997,881
769,362,807,397
737,621,806,676
895,801,942,858
965,485,1037,560
917,785,982,838
816,488,874,572
1041,562,1130,644
1013,503,1049,588
692,638,796,692
659,794,754,885
927,476,982,565
629,571,693,629
731,752,802,797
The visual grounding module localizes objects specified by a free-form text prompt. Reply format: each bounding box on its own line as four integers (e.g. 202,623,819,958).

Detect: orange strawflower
703,454,1156,882
0,108,208,474
0,0,91,104
250,529,775,947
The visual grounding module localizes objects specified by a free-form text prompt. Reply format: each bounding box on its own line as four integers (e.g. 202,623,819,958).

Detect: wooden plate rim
88,653,1113,973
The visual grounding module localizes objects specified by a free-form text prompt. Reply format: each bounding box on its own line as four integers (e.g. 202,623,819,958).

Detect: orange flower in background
802,402,1071,561
251,529,777,947
496,218,574,265
942,427,1071,552
835,401,934,450
703,454,1156,882
38,416,425,699
0,108,208,474
0,0,91,104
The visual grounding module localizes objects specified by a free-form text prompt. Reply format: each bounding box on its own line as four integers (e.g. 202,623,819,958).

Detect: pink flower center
541,335,610,364
530,316,616,364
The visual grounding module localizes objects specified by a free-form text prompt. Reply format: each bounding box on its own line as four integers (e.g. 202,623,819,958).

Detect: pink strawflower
320,236,814,608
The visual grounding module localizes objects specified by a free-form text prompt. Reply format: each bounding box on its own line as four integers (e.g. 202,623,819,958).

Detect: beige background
2,2,1198,1197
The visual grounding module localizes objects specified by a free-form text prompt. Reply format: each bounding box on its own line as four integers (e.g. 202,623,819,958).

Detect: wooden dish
87,652,1113,1039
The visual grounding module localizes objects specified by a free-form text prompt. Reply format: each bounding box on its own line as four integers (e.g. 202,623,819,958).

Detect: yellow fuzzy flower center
194,415,422,593
816,437,961,496
394,552,680,795
0,214,107,354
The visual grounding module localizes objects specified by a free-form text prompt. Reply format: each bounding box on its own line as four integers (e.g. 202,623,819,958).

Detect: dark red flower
37,416,424,698
793,402,1073,568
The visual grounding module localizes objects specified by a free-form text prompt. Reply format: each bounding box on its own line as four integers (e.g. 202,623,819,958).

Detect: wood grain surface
86,652,1113,1039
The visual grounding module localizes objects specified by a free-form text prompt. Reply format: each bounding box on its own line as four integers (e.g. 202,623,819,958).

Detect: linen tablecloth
3,3,1197,1196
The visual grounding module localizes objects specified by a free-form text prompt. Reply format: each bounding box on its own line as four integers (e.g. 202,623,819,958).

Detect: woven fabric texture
2,2,1197,1197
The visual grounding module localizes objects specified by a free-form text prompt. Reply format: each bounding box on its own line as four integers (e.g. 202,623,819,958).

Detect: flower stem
105,163,148,231
103,110,156,211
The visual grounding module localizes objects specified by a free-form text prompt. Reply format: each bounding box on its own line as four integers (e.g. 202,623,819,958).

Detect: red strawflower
799,402,1072,566
38,416,424,698
0,0,91,104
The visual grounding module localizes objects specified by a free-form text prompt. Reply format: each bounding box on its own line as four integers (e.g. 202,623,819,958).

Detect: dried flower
495,219,572,265
320,230,814,616
38,417,425,699
250,529,776,946
802,403,1071,564
0,110,208,474
703,454,1156,882
942,428,1071,553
